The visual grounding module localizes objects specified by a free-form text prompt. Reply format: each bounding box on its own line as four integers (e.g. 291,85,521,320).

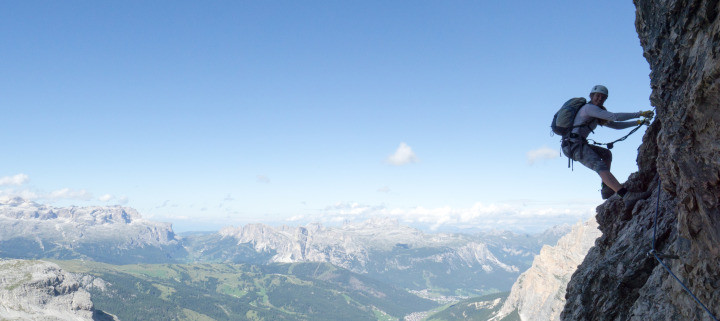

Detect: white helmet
590,85,609,96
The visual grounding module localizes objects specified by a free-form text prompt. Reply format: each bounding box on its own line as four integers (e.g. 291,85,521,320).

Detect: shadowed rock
562,0,720,320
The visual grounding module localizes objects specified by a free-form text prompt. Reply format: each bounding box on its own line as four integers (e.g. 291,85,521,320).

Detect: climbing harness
647,179,718,321
587,122,644,149
561,120,646,170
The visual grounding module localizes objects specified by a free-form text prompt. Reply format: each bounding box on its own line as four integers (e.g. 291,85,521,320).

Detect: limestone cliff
562,0,720,320
492,219,600,321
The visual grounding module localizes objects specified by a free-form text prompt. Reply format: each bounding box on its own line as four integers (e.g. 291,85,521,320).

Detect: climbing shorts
562,142,611,173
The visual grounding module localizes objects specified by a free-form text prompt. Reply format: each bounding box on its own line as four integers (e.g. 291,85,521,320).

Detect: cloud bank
302,201,595,232
99,194,129,205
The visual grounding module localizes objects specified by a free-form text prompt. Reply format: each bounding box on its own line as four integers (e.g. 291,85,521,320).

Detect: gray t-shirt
571,103,641,139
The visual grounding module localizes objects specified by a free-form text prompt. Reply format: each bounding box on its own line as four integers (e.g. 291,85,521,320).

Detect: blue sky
0,1,652,232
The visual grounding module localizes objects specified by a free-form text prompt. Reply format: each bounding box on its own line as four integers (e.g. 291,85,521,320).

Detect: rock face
562,1,720,320
0,259,116,321
491,219,601,321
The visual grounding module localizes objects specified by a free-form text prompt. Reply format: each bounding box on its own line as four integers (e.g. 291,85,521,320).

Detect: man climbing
561,85,654,199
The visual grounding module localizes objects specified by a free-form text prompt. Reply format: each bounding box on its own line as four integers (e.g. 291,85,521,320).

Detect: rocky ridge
491,218,600,321
562,0,720,320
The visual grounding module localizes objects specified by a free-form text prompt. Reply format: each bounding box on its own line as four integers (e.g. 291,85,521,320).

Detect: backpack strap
562,103,594,139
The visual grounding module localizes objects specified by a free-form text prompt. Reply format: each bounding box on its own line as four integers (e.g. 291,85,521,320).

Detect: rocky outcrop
562,0,720,320
491,219,600,321
0,259,116,321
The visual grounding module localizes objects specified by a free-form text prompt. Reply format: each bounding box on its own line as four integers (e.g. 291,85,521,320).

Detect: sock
617,187,628,197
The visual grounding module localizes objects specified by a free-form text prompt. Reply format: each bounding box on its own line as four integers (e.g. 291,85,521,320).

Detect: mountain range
0,198,579,320
0,197,185,264
0,197,570,297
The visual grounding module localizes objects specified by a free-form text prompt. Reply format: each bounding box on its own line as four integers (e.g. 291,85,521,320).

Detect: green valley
56,260,438,321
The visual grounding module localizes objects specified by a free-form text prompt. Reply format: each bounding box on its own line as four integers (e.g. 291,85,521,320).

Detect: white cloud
387,142,418,165
287,215,305,222
47,188,92,201
377,186,391,193
18,190,39,200
0,174,29,186
323,202,383,217
257,175,271,183
527,146,559,164
98,194,129,205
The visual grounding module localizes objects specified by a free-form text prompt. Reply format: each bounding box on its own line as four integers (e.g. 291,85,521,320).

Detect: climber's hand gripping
640,110,654,119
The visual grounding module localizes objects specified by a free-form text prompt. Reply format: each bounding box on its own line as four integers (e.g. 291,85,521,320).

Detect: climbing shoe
601,183,614,200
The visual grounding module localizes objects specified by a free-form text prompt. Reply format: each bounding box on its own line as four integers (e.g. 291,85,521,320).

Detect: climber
561,85,654,199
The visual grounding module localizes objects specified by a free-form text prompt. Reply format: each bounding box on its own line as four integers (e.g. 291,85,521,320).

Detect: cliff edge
561,0,719,320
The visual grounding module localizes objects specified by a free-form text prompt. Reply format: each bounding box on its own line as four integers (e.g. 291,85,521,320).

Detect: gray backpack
551,97,587,136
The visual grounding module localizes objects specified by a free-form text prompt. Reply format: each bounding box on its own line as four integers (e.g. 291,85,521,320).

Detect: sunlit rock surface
491,219,600,321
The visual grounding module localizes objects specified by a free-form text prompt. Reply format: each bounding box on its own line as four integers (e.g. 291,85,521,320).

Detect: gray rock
0,259,117,321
